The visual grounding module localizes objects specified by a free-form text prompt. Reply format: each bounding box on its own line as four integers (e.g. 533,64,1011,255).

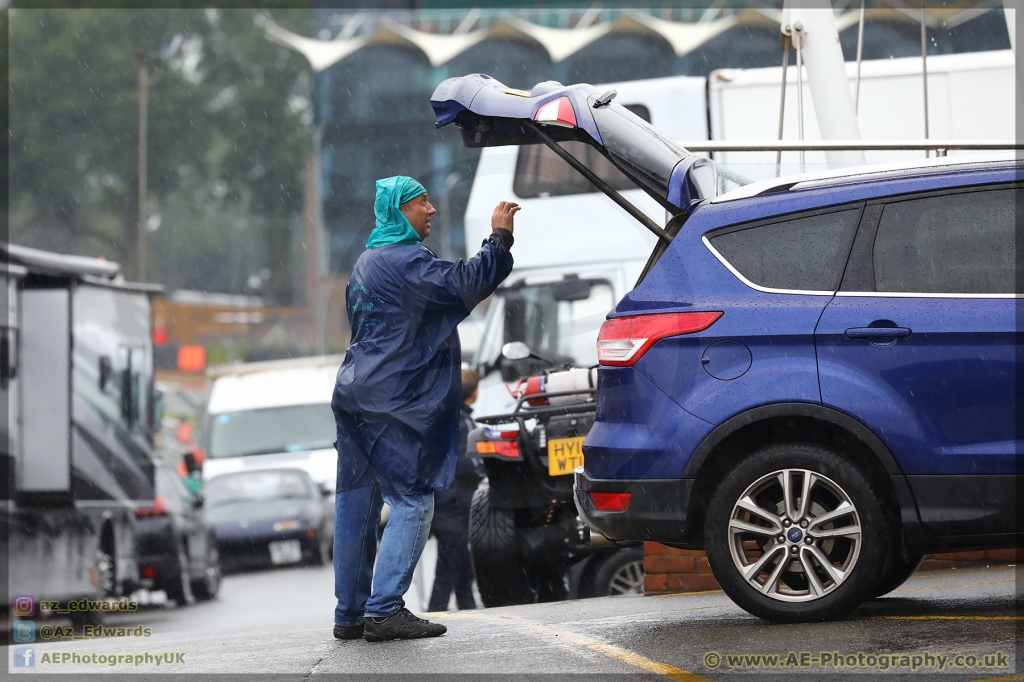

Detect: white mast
782,0,866,168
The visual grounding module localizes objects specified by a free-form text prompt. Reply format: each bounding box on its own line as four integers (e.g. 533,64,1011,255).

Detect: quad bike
467,342,644,607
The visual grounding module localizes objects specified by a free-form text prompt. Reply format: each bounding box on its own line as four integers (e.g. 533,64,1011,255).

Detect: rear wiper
526,120,673,244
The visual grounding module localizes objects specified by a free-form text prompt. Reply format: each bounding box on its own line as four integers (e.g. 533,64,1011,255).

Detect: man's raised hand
491,201,521,233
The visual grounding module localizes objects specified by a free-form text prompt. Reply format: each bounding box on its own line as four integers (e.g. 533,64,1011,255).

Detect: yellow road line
863,615,1023,621
894,578,1017,594
437,611,710,681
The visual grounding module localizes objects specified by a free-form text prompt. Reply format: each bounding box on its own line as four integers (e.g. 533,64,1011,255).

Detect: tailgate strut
527,121,674,244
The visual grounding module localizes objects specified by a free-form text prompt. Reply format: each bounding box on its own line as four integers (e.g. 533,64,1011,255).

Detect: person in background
179,448,205,497
428,368,486,611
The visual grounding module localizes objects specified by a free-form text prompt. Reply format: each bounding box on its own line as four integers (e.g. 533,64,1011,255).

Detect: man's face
400,193,436,239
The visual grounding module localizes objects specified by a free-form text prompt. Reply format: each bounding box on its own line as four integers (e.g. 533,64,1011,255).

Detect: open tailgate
431,73,717,221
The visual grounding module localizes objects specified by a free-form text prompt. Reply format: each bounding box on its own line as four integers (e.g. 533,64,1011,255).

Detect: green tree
9,8,311,303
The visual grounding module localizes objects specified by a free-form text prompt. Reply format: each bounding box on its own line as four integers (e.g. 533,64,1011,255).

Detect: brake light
596,312,722,367
534,97,577,128
135,496,167,518
141,566,157,579
589,491,631,512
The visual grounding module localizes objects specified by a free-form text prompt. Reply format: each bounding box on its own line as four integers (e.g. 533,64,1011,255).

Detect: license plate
547,436,585,476
268,539,302,565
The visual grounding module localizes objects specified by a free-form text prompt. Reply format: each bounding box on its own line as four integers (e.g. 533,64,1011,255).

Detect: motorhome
2,244,160,611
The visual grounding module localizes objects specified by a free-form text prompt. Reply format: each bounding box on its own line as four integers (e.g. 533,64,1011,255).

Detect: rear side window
872,189,1015,294
708,208,861,292
513,104,651,199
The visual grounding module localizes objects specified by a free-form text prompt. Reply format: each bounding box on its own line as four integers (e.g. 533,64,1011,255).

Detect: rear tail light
135,496,167,518
596,312,722,367
475,440,520,458
534,97,577,128
141,566,157,579
589,491,631,512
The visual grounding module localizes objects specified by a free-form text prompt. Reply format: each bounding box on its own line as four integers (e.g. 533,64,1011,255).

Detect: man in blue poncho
331,175,518,642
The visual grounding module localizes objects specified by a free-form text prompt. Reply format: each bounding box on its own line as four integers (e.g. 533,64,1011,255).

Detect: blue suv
431,74,1021,622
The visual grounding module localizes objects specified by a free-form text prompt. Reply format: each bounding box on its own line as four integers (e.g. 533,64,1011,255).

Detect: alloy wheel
726,468,861,602
607,560,645,595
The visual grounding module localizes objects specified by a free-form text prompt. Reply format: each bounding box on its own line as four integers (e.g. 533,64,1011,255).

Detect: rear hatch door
431,74,717,226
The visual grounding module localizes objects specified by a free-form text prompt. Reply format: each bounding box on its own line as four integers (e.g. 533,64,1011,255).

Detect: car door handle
845,327,912,339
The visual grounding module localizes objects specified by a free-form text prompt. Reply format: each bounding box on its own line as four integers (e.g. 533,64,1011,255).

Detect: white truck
462,48,1015,419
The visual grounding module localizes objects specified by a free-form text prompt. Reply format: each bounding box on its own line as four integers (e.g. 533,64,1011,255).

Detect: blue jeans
333,483,434,626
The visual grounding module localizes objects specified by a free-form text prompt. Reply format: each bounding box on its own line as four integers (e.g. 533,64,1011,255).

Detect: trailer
1,244,160,619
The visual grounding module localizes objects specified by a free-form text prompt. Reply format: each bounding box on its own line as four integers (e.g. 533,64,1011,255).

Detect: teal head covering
366,176,427,249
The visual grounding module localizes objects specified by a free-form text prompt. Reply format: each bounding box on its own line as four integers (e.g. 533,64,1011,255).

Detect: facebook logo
13,646,35,668
13,620,35,643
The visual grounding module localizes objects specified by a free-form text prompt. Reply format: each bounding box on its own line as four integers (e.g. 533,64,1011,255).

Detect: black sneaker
363,608,447,642
333,624,364,640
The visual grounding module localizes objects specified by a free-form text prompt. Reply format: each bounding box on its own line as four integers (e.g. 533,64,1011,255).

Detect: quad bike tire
164,537,196,607
469,486,535,607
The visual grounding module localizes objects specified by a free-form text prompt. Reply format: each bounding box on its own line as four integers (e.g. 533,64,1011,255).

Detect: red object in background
174,421,194,445
141,566,157,579
135,497,168,518
189,445,207,468
152,325,169,345
177,345,206,373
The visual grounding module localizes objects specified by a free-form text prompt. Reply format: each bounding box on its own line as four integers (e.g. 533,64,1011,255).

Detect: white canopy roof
265,10,780,72
267,5,995,73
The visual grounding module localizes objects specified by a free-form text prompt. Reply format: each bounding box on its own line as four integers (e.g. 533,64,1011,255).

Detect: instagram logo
13,595,35,617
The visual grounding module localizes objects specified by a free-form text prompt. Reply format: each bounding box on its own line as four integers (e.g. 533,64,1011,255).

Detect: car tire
872,551,924,598
191,539,221,601
164,537,195,607
469,485,535,607
582,546,645,598
704,443,889,623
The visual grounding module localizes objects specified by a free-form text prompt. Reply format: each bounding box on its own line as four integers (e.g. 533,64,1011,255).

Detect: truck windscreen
208,404,335,459
588,97,689,202
476,279,614,374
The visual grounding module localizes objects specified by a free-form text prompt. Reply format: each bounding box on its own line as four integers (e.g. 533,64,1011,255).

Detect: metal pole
776,32,791,178
794,23,805,173
855,0,865,114
921,6,930,156
312,122,327,354
137,54,149,282
438,171,459,262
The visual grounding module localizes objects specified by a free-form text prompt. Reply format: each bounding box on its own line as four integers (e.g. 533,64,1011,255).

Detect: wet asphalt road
8,563,1021,679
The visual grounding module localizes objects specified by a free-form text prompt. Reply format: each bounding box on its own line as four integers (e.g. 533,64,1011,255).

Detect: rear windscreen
208,404,335,459
589,99,688,201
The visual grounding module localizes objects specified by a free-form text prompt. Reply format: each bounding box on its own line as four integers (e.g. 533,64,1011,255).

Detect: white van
202,356,341,492
462,75,709,418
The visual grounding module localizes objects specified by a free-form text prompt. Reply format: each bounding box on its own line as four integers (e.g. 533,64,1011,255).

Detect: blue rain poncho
332,185,514,496
365,176,426,249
